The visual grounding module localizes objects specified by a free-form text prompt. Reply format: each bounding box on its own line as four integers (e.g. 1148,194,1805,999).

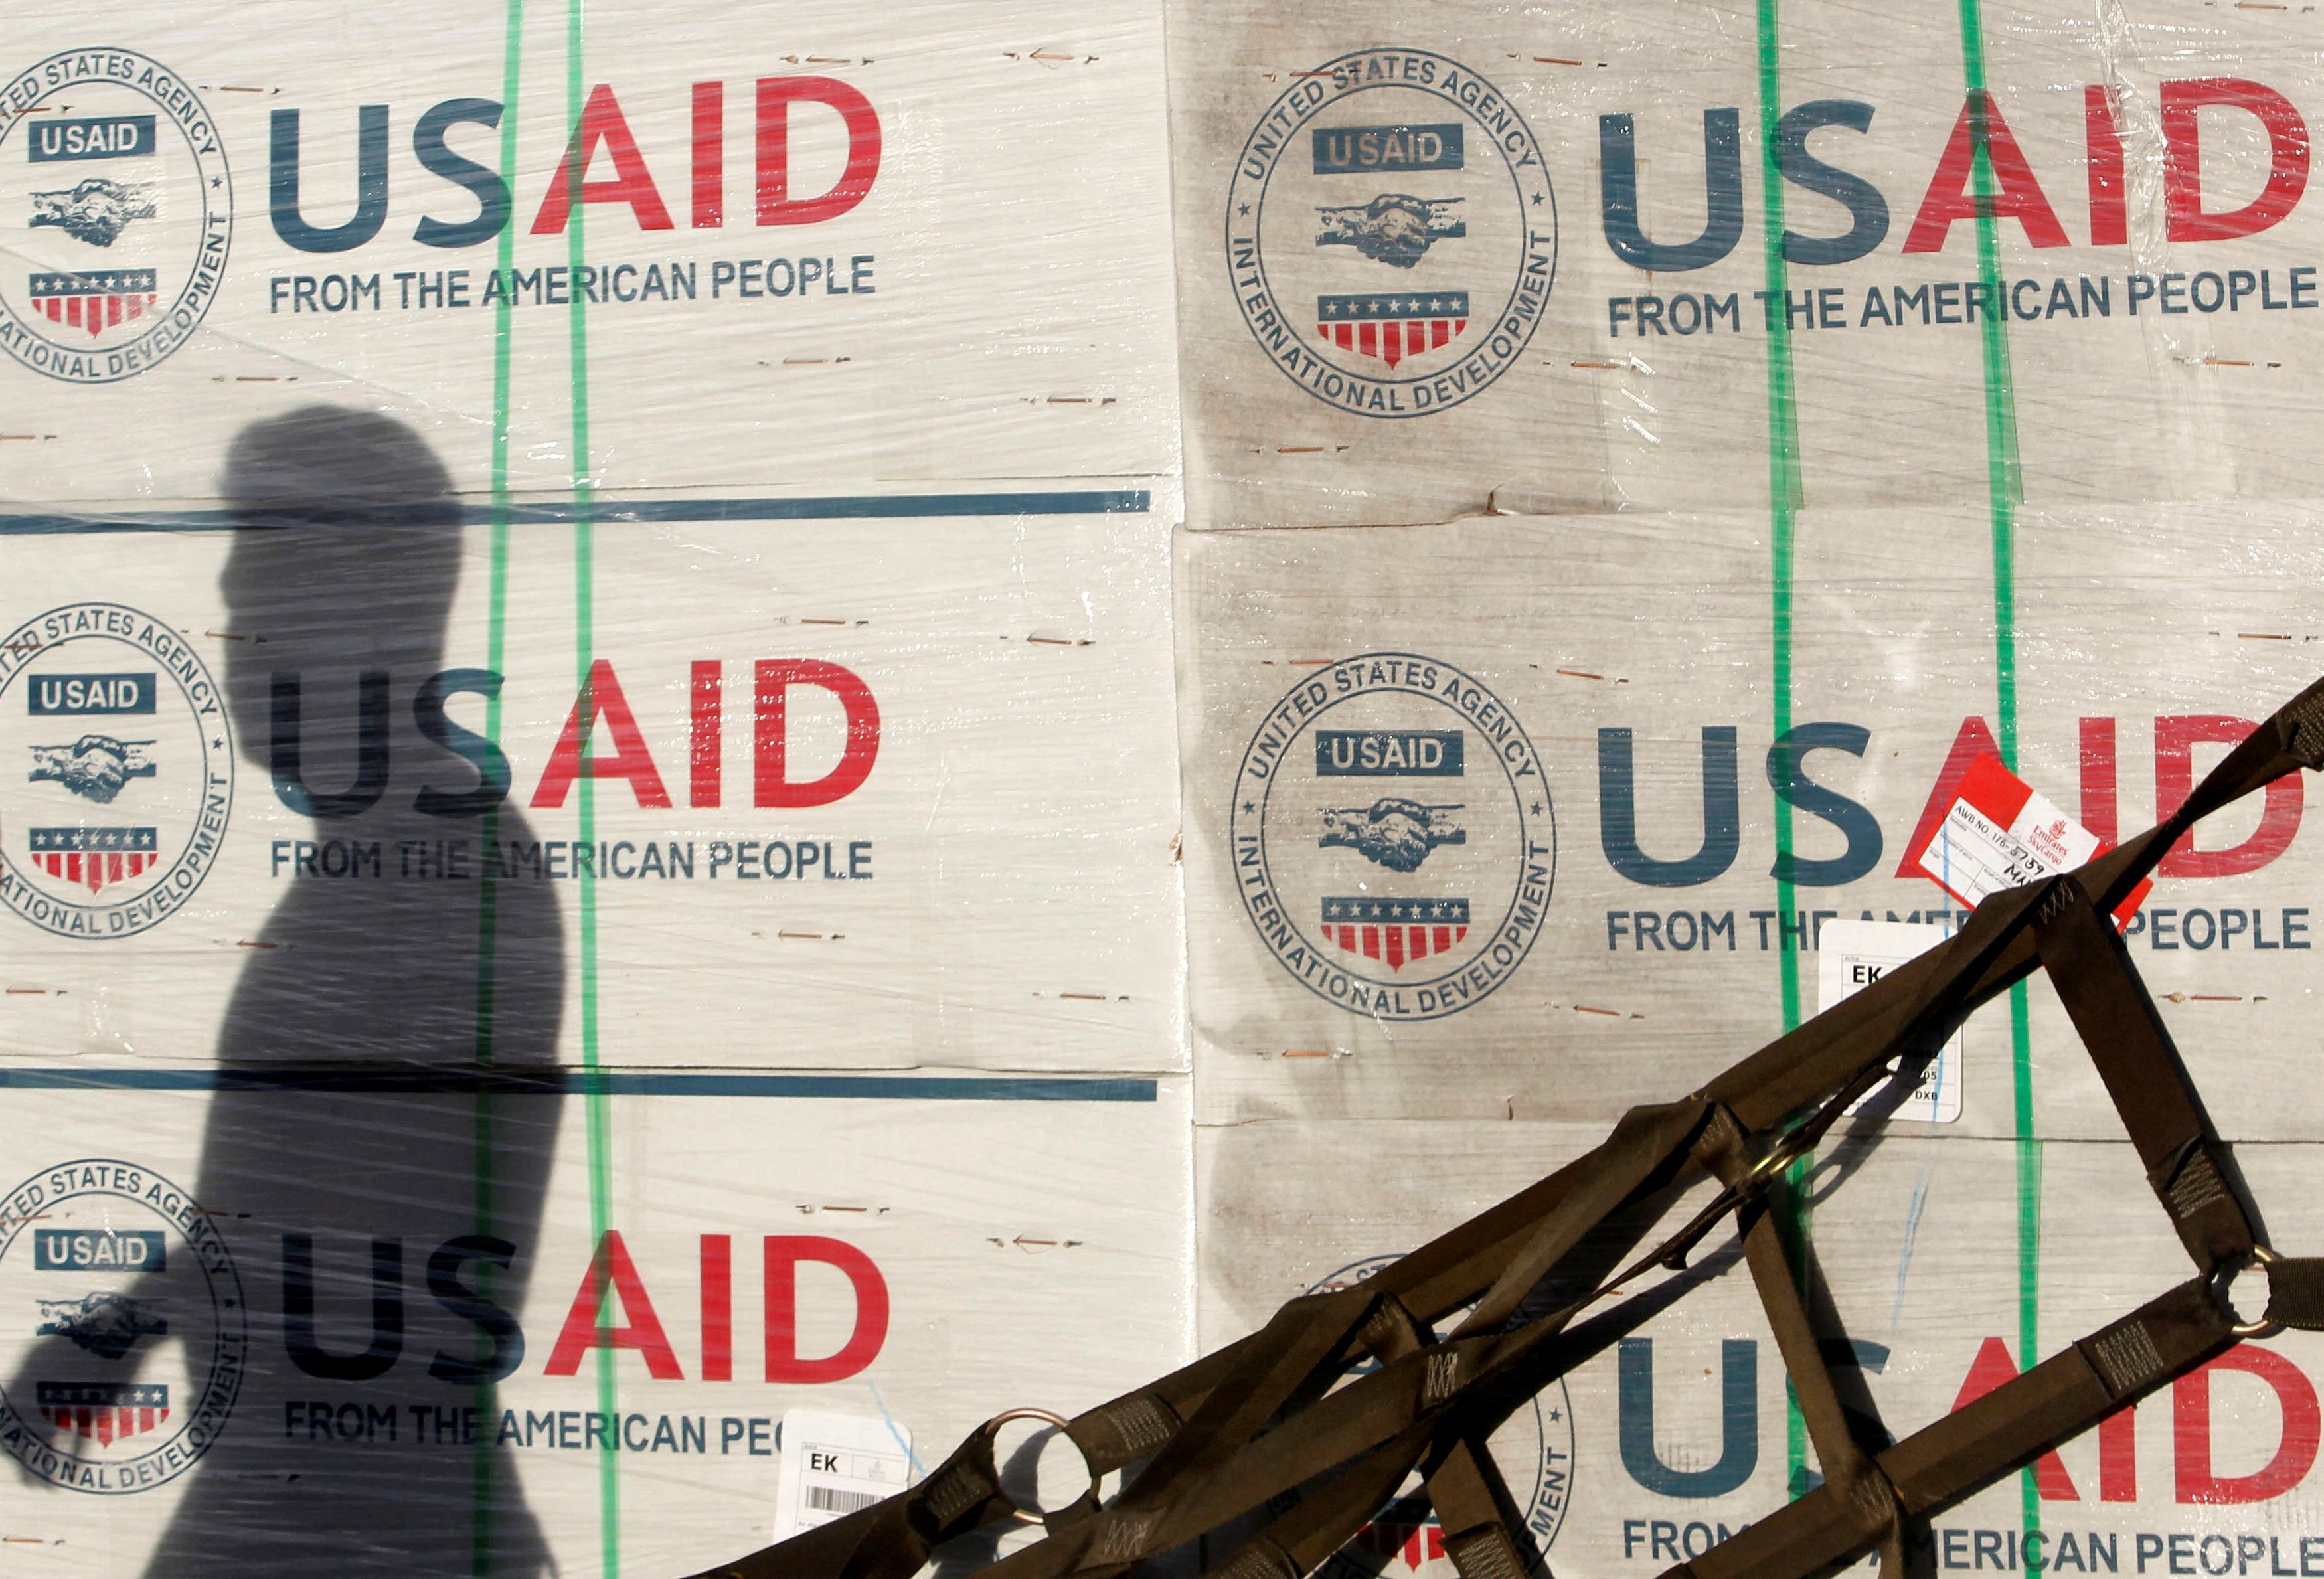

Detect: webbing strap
1695,1106,1902,1569
1665,1278,2236,1579
1453,1100,1710,1338
2031,881,2256,1271
686,679,2324,1579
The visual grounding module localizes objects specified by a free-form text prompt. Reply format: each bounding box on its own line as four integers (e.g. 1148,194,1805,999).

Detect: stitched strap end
1445,1523,1531,1579
1074,1392,1181,1467
1213,1537,1305,1579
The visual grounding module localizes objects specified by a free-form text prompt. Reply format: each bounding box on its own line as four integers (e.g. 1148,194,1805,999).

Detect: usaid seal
1225,51,1554,416
0,1159,246,1493
0,49,232,382
1232,653,1552,1020
1303,1256,1574,1576
0,603,234,938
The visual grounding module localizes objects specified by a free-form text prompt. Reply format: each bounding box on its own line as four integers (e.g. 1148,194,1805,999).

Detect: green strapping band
1753,0,1814,1502
552,4,622,1572
1952,0,2042,1540
472,3,526,1572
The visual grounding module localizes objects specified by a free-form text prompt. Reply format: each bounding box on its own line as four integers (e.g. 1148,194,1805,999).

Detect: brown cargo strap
686,677,2324,1579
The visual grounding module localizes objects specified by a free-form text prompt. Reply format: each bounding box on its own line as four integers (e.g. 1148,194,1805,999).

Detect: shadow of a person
90,407,563,1576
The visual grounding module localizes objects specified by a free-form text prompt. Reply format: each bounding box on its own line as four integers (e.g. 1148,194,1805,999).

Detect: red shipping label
1902,752,2151,923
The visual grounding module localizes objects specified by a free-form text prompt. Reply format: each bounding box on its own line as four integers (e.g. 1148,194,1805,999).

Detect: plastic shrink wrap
1168,0,2324,1573
0,1,1186,1574
12,0,2324,1573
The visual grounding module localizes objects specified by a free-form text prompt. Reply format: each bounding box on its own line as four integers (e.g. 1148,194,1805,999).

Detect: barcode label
774,1409,914,1541
807,1485,882,1515
1817,919,1964,1123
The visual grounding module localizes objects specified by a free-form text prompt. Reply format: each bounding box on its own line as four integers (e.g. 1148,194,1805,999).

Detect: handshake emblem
28,734,157,805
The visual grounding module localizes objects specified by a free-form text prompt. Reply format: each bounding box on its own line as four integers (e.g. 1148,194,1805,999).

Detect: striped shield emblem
27,269,159,339
28,827,158,893
37,1382,169,1446
1320,896,1471,971
1317,291,1469,369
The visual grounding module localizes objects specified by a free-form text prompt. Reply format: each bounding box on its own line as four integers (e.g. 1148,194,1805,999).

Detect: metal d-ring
981,1408,1097,1527
2226,1244,2287,1339
1746,1132,1813,1187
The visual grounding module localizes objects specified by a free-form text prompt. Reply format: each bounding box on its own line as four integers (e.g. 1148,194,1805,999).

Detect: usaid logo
0,50,231,382
0,1160,247,1493
33,1231,165,1274
0,603,234,938
1303,1256,1574,1576
1232,653,1553,1020
1225,50,1556,417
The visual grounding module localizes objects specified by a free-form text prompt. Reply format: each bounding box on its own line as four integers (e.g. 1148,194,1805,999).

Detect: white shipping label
1819,919,1963,1124
1902,751,2149,923
774,1409,916,1541
1926,790,2096,908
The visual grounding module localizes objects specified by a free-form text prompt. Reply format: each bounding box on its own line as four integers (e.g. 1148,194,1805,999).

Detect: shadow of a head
216,406,465,758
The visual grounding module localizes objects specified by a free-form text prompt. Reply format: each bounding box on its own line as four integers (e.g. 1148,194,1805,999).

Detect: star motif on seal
1231,652,1552,1020
1226,48,1554,414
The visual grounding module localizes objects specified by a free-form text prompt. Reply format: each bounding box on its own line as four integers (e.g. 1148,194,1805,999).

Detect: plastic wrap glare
14,0,2324,1573
0,2,1189,1574
1171,0,2324,525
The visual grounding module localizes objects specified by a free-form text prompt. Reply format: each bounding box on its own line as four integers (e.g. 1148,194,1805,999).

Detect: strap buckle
2217,1244,2285,1339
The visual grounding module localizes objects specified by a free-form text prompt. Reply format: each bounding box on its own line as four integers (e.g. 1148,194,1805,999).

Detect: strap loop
979,1409,1103,1529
